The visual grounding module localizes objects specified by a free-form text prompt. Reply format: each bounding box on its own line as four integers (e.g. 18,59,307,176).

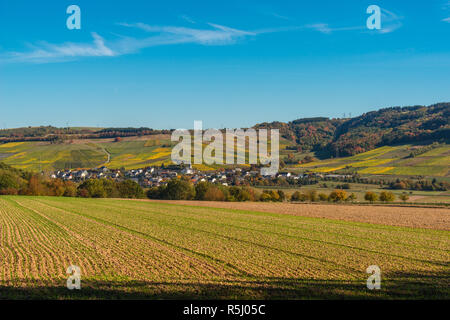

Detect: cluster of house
50,165,351,187
51,166,120,181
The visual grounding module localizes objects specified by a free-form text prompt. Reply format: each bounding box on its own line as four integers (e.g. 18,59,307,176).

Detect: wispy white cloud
1,7,404,65
179,14,196,24
378,8,403,34
306,23,332,34
1,23,256,64
306,23,364,34
442,1,450,22
269,12,291,21
307,8,402,35
1,32,115,63
118,22,256,45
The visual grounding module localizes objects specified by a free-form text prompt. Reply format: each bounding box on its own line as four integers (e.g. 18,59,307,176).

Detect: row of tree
291,190,400,203
364,191,399,202
389,178,449,191
145,179,403,204
0,163,144,198
147,179,259,202
290,189,355,202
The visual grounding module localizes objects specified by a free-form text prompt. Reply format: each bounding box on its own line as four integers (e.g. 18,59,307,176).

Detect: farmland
0,134,290,172
1,138,449,179
0,136,175,171
0,142,107,171
288,144,450,178
0,196,448,299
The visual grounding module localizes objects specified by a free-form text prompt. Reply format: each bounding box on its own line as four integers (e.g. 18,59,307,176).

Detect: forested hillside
256,103,449,157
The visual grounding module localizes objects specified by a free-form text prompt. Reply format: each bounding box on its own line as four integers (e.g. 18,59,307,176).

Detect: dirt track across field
142,200,450,230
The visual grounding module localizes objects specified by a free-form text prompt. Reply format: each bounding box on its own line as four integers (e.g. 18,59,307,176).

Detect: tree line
0,163,143,198
146,178,401,204
389,178,449,191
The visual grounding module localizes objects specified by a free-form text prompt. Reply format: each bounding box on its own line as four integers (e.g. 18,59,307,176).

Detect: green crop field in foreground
0,196,448,299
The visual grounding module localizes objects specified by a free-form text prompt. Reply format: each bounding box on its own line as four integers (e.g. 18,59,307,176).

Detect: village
50,165,352,188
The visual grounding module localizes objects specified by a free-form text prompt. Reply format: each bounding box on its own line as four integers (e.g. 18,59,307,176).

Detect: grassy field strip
126,203,450,262
0,203,26,283
36,198,449,281
106,200,450,251
48,197,450,265
27,196,236,280
85,199,449,267
6,198,106,281
8,199,241,298
0,198,70,285
1,196,449,298
14,198,229,282
34,197,364,279
34,198,315,279
0,198,67,283
127,200,449,240
155,201,450,236
92,201,450,269
14,197,164,281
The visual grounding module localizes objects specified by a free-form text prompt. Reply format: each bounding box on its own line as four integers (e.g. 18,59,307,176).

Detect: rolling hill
256,102,449,157
0,103,448,176
288,144,450,178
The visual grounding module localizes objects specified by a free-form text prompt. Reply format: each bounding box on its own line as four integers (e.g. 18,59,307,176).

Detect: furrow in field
27,198,234,281
34,198,257,279
110,200,449,251
1,196,448,299
99,200,449,267
10,199,110,286
62,198,449,276
7,198,71,280
38,198,372,280
16,198,150,279
93,199,448,277
0,202,29,282
1,198,71,283
0,202,22,283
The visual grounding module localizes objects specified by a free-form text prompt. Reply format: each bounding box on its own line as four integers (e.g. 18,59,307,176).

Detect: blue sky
1,0,449,129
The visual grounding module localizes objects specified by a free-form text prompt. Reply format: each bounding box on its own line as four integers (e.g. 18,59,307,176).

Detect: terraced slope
0,196,448,299
1,138,449,178
0,135,292,172
0,137,174,171
292,144,450,177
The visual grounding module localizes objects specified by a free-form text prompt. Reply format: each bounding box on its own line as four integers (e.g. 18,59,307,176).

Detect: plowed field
0,196,448,299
